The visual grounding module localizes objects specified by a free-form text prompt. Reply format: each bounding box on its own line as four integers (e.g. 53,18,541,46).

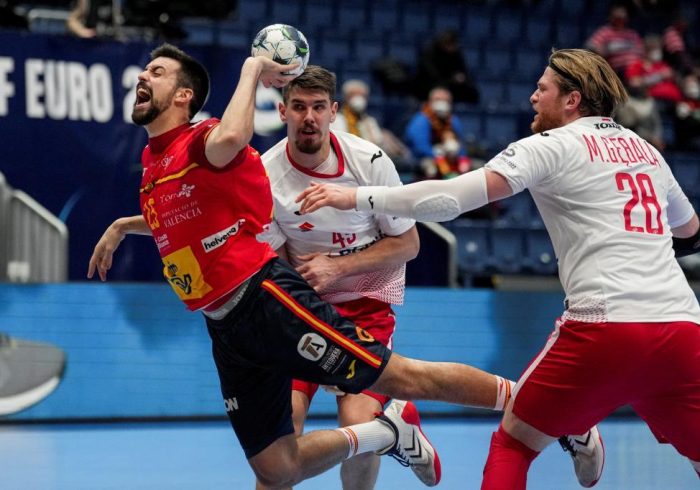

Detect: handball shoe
376,399,441,486
559,425,605,487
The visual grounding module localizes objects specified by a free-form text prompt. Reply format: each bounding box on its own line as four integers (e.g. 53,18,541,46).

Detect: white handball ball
251,24,310,76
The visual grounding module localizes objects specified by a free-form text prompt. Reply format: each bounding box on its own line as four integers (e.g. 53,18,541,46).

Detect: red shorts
292,296,395,407
512,319,700,461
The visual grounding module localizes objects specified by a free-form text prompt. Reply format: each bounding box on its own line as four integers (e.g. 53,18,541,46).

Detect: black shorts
205,258,392,458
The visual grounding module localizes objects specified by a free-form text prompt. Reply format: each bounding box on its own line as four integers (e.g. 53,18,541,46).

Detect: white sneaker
376,400,441,487
559,426,605,487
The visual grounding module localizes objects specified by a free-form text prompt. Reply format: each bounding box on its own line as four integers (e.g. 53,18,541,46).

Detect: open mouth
135,84,152,108
300,127,317,136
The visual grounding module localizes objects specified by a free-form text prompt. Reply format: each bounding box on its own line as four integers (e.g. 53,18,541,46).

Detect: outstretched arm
205,57,298,167
87,215,151,281
296,168,513,222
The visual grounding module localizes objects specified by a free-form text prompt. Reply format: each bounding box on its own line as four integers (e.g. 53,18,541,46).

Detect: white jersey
485,116,700,323
259,130,415,305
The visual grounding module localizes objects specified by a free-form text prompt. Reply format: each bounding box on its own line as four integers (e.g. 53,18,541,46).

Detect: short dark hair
282,65,336,103
150,43,210,119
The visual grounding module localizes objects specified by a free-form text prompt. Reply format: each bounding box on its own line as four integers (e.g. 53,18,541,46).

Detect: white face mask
347,95,367,114
685,83,700,99
443,138,460,155
430,100,451,118
648,49,663,62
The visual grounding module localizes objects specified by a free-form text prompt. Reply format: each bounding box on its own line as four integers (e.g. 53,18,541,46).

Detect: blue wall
1,283,575,421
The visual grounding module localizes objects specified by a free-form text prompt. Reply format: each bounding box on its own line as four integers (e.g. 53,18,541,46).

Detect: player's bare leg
338,393,383,490
255,390,311,490
371,353,502,409
249,399,439,488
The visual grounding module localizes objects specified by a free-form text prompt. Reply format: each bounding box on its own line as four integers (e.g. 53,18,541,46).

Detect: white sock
493,376,516,411
336,420,395,459
690,458,700,476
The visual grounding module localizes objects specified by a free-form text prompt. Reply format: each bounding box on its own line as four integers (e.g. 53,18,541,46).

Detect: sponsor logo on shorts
201,219,246,252
297,333,327,361
320,346,344,373
224,397,239,412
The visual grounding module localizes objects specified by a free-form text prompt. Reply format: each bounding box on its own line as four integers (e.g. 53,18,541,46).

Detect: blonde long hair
548,48,628,117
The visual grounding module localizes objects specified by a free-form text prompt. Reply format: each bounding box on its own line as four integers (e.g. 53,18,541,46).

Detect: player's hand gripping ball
251,24,310,76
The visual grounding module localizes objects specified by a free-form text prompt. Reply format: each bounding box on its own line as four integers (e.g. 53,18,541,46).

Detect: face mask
685,84,700,99
648,49,662,62
431,100,451,118
347,95,367,114
443,138,460,155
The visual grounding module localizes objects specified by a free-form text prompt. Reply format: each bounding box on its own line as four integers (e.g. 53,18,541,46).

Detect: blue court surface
1,417,696,489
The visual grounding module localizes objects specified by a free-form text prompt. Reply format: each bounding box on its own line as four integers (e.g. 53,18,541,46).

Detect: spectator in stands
616,88,665,150
586,4,644,77
625,34,683,106
413,30,479,105
662,14,700,77
331,79,413,167
673,74,700,151
404,87,471,180
67,0,98,38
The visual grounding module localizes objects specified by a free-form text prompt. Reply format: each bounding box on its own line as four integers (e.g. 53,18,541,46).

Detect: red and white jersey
486,116,700,323
258,131,415,305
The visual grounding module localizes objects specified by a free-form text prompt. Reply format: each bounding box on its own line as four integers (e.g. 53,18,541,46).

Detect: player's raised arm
205,57,298,168
296,168,513,222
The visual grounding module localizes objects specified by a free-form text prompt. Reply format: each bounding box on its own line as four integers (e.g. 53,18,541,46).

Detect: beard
132,104,161,126
131,89,174,126
531,109,564,133
294,128,323,154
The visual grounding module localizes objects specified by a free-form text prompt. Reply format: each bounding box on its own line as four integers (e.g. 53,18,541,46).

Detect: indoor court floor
1,417,696,489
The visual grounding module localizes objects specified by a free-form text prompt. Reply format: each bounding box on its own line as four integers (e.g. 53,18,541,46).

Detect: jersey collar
285,131,345,179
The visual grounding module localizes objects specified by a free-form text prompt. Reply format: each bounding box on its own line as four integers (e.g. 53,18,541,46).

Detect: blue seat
513,47,547,81
369,3,400,32
451,220,491,276
497,191,537,227
304,0,336,31
318,35,353,65
484,112,518,148
458,111,482,141
483,48,512,78
354,35,385,64
401,4,432,35
270,0,303,26
386,40,418,65
477,80,505,110
337,4,368,31
434,4,464,32
553,22,583,49
671,158,700,195
463,10,492,45
506,81,535,110
524,228,558,275
493,12,523,47
490,225,525,274
523,17,552,48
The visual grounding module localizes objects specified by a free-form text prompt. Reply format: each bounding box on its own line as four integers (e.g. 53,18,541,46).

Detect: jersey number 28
616,172,663,234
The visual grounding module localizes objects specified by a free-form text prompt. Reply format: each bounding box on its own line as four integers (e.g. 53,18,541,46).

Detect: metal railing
0,173,68,282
